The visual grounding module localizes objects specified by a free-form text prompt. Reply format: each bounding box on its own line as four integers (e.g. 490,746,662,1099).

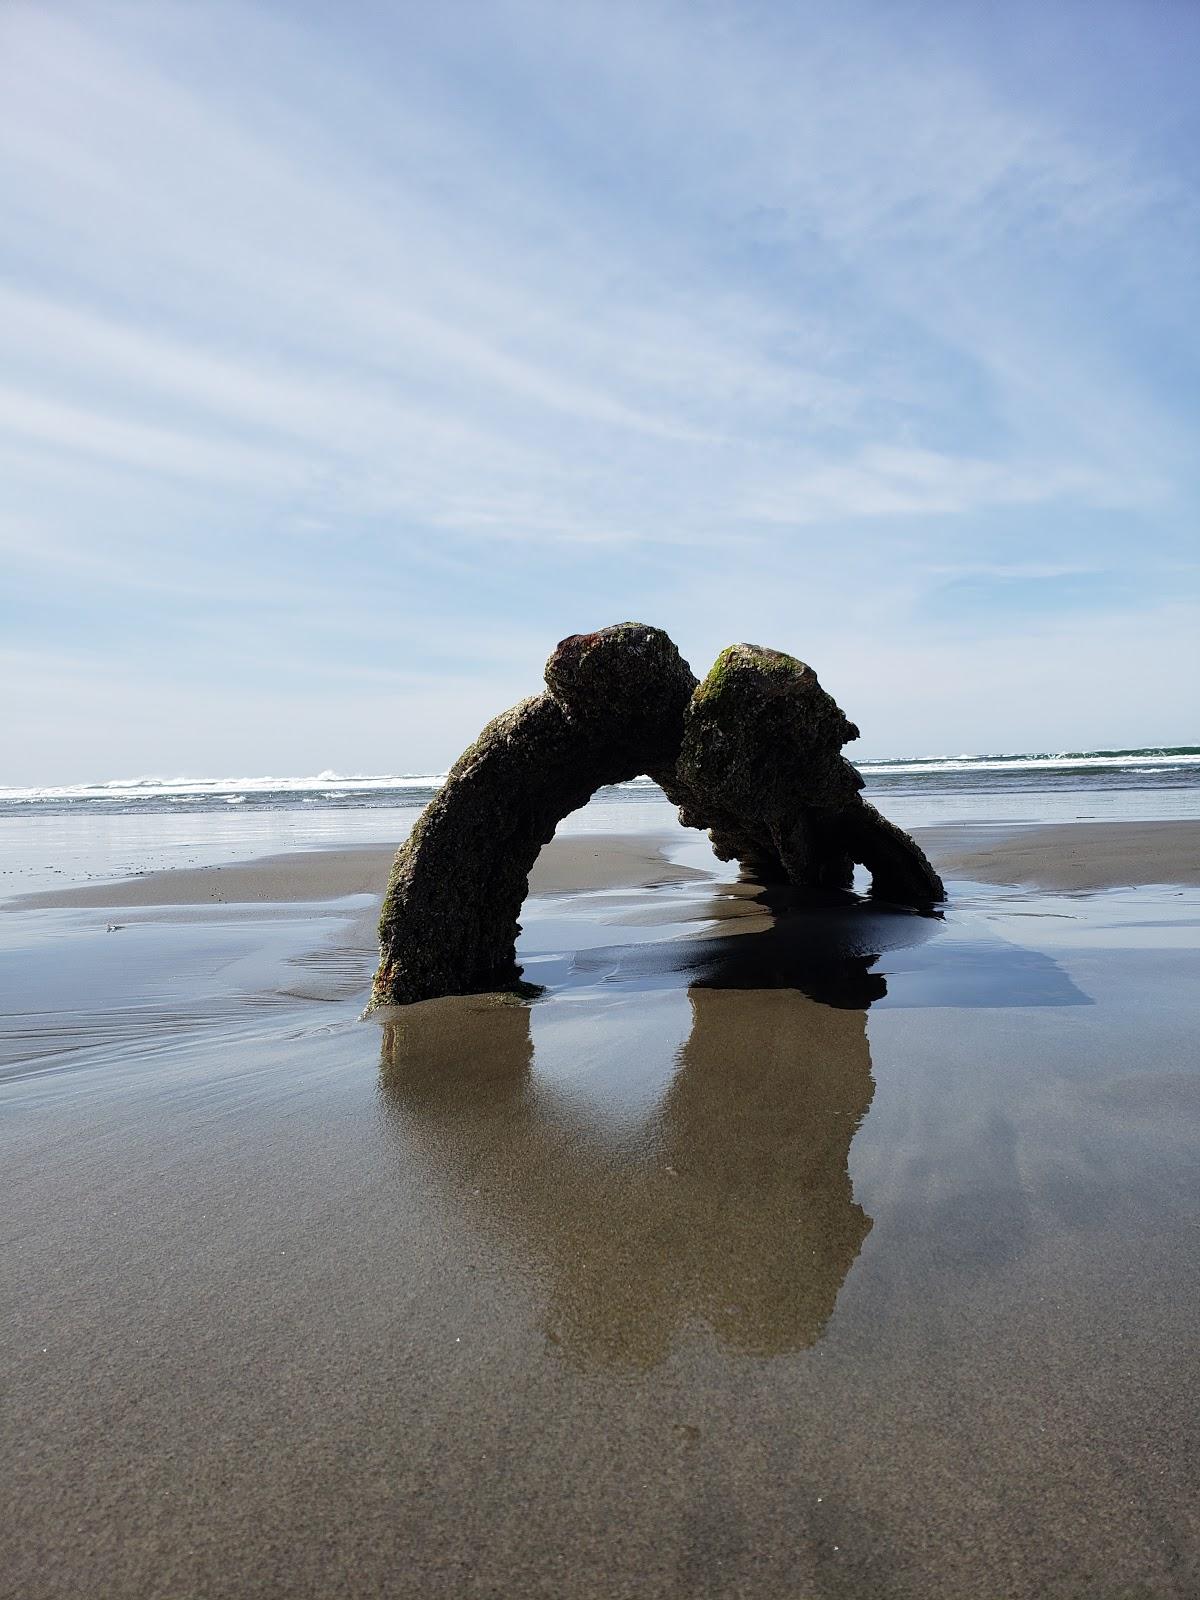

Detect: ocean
3,746,1198,817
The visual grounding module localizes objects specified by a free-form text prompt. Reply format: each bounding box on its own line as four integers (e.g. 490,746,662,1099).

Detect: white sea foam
2,750,1196,812
0,772,451,803
855,750,1200,776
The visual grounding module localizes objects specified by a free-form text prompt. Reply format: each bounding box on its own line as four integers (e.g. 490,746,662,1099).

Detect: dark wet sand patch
920,817,1200,890
6,832,709,911
9,818,1200,917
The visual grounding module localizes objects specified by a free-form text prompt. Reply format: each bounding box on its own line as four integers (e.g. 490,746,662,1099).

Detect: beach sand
3,819,1199,1597
924,817,1200,890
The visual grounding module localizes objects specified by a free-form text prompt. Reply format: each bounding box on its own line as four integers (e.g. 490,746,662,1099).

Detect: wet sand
3,822,1200,1597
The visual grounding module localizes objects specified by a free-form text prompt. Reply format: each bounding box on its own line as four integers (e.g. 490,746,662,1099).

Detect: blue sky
2,0,1197,782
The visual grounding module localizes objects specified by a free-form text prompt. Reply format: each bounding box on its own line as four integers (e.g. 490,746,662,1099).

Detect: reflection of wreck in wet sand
379,953,881,1370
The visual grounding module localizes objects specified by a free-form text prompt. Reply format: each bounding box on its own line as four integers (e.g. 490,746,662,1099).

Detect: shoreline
3,832,709,912
7,818,1198,913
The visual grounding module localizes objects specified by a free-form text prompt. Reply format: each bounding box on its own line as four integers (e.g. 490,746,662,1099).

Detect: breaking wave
1,752,1195,816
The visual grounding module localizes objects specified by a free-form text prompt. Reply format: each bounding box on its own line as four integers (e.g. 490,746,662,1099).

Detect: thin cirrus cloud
0,0,1197,781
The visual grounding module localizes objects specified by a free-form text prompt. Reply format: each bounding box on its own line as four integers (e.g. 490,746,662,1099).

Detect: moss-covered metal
663,642,943,902
370,628,943,1010
370,624,697,1008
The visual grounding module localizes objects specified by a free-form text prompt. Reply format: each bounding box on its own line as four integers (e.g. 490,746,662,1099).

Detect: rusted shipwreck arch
370,624,943,1009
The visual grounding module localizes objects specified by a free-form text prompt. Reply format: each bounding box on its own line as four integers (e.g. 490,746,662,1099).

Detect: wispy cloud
1,0,1197,778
